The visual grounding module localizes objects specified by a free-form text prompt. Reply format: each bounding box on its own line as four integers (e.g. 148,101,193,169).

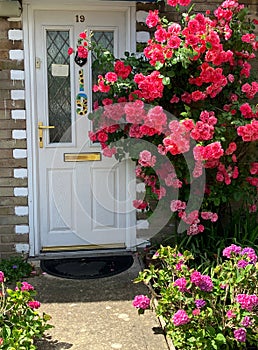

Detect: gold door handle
38,125,55,129
38,122,55,148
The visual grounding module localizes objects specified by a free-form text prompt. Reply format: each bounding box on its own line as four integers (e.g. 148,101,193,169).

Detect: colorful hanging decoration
74,52,88,67
68,31,88,67
76,69,88,115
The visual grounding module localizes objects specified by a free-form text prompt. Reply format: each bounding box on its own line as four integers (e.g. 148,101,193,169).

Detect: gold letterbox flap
64,152,101,162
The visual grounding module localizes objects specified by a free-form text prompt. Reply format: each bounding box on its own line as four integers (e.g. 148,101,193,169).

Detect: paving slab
28,254,169,350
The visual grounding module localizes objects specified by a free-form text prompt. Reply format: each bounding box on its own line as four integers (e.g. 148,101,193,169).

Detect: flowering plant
134,245,258,349
68,31,89,66
0,256,33,283
88,0,258,236
132,294,151,314
0,272,52,349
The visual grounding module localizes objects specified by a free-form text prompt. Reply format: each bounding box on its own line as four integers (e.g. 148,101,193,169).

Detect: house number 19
76,15,85,22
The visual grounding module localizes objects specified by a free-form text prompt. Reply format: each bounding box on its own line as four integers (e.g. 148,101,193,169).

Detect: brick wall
0,17,28,258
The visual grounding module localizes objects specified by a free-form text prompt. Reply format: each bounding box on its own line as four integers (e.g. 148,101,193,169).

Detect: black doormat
40,255,134,280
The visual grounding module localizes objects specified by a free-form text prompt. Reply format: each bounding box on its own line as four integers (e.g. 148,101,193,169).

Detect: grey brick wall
0,18,28,258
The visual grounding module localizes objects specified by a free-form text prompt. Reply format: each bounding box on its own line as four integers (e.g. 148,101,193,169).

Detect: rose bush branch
86,0,258,236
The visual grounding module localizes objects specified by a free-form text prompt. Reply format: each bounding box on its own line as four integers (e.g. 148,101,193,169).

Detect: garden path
29,254,168,350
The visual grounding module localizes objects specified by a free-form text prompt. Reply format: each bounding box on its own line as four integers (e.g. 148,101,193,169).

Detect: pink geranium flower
132,295,150,309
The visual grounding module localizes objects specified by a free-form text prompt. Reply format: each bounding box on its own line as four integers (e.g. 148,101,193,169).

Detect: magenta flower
172,310,190,326
190,271,202,284
195,299,206,308
190,271,213,292
132,295,150,310
234,328,246,343
16,282,34,292
192,308,200,316
241,247,257,264
222,244,242,258
226,310,236,319
0,271,4,283
236,294,258,311
198,275,213,292
237,260,249,269
241,316,253,327
27,300,41,309
174,278,188,292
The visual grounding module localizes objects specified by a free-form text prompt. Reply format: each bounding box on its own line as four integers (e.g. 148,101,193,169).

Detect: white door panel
34,10,135,251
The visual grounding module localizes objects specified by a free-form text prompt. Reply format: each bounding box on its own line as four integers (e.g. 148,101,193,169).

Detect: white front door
33,9,136,253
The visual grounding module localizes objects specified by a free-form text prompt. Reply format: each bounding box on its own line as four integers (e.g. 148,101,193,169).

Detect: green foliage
0,257,33,283
87,0,258,238
0,277,53,349
135,245,258,349
175,204,258,272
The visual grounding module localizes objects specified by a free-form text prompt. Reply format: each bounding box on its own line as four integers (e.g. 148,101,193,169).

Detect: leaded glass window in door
91,31,114,106
46,30,72,143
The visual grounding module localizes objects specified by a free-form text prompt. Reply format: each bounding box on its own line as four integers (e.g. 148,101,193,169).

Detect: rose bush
134,245,258,349
87,0,258,236
0,272,52,349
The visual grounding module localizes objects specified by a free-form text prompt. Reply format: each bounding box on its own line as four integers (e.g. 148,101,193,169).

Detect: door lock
38,122,55,148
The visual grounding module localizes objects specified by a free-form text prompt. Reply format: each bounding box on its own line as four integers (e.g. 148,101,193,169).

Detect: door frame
23,0,137,257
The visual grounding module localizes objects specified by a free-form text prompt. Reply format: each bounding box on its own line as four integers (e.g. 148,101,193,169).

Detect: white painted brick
15,206,29,216
11,70,24,80
15,225,29,234
12,110,26,120
136,10,148,23
14,187,28,197
12,130,26,139
136,220,149,229
9,49,24,61
8,29,23,41
7,16,22,22
13,149,27,159
11,90,25,100
15,244,29,253
14,169,27,178
136,31,150,43
136,182,146,193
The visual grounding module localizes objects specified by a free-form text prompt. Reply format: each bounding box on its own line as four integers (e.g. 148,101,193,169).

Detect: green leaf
207,325,216,336
233,191,243,201
155,61,164,70
211,340,218,349
162,77,170,85
213,198,220,206
215,333,226,344
166,70,175,78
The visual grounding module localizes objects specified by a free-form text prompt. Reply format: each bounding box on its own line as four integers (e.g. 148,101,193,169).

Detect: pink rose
105,72,118,83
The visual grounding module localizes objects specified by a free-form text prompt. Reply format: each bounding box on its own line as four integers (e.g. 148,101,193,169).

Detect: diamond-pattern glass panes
46,30,71,143
91,31,114,106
